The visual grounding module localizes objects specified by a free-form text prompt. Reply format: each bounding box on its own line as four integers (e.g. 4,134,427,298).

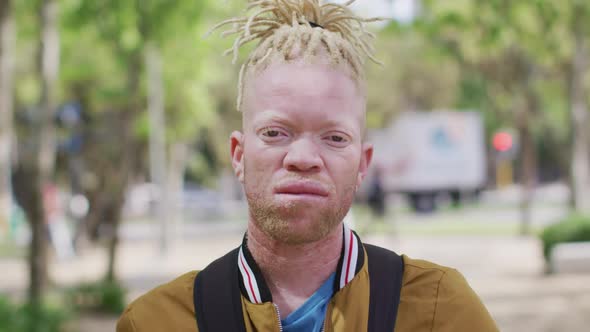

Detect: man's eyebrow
322,119,354,130
253,111,357,133
252,112,292,126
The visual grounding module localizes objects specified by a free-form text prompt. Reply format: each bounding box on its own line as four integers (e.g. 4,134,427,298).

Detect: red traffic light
493,132,513,152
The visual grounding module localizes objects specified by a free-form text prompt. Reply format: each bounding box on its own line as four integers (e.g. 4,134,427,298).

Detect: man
117,1,499,331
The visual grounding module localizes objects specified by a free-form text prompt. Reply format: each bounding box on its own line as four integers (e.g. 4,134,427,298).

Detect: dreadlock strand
281,27,300,60
291,10,299,26
231,35,244,64
245,7,276,36
236,61,249,110
247,0,268,8
303,28,322,61
321,4,350,20
270,29,290,53
238,31,273,50
324,32,341,64
322,15,366,28
205,17,248,38
258,47,274,66
275,0,296,22
250,35,275,66
338,46,361,77
301,0,320,23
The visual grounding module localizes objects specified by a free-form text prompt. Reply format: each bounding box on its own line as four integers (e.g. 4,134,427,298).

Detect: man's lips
274,182,329,197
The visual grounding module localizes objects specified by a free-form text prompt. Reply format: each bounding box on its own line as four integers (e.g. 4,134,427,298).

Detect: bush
66,281,126,315
0,296,17,332
540,214,590,262
0,296,71,332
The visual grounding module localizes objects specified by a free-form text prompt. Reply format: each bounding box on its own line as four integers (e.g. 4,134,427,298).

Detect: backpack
193,244,404,332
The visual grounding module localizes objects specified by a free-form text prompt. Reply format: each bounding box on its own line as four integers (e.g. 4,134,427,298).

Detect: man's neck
246,222,343,318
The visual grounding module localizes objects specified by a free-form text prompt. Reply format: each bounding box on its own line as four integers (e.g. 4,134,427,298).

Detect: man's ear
357,143,373,189
230,131,245,183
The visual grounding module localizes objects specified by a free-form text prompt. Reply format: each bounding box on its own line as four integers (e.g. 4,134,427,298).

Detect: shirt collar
237,223,365,304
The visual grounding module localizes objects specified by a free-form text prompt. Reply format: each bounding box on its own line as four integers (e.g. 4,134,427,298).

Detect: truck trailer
369,111,487,213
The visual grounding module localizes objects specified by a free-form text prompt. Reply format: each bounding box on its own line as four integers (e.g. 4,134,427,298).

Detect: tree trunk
105,231,119,283
518,86,538,236
146,43,170,254
168,142,187,240
104,194,123,283
38,0,59,181
0,0,14,232
568,11,590,213
80,109,136,283
26,170,47,306
99,52,142,283
23,0,60,306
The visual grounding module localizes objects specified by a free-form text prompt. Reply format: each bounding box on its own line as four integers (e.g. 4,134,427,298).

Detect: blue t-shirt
281,273,336,332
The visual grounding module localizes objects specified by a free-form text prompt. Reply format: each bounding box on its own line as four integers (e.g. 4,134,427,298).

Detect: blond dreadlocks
208,0,384,111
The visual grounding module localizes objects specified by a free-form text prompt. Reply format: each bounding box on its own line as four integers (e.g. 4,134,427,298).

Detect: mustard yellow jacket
117,230,498,332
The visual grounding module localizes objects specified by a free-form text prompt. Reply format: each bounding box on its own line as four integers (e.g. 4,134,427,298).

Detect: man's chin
259,216,340,245
268,228,327,245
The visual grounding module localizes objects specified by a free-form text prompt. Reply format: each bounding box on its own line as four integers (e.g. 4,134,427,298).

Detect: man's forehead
245,61,362,101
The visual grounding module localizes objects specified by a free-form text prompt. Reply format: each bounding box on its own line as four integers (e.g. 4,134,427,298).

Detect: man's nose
283,137,323,172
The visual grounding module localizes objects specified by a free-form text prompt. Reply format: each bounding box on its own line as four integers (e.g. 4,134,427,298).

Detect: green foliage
65,281,127,315
540,215,590,261
0,296,17,331
0,296,71,332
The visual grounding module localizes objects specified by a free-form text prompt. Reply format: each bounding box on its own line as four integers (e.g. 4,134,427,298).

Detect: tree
417,0,580,234
0,0,15,233
11,0,60,308
60,0,219,281
566,1,590,212
73,0,149,283
367,26,461,128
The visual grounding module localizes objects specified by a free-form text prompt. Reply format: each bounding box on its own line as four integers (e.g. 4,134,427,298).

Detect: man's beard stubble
243,167,357,245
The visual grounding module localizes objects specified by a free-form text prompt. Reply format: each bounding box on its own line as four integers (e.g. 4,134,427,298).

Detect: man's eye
263,130,281,137
326,135,347,143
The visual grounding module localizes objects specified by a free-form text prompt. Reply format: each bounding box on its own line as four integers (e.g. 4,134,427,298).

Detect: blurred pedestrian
43,183,74,260
368,167,386,218
117,1,499,331
362,166,392,235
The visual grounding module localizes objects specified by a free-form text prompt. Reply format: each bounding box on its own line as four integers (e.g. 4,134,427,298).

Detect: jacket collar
237,223,365,304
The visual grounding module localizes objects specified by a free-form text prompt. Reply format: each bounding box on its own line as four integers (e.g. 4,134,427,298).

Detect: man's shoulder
401,255,457,285
400,254,477,302
398,255,498,331
116,271,200,332
130,270,198,308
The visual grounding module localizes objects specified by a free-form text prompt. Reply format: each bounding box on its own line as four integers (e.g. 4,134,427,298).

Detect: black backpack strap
365,244,405,332
193,247,246,332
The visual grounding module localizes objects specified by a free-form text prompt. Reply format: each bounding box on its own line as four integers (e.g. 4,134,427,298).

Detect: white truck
368,111,487,213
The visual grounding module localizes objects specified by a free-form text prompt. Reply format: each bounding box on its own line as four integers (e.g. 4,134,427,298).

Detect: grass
0,241,26,258
350,204,545,236
395,220,543,236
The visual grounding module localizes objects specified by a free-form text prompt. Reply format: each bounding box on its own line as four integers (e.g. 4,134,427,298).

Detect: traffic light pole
496,159,513,189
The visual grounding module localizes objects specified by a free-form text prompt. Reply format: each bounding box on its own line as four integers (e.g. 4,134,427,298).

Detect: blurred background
1,0,589,331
